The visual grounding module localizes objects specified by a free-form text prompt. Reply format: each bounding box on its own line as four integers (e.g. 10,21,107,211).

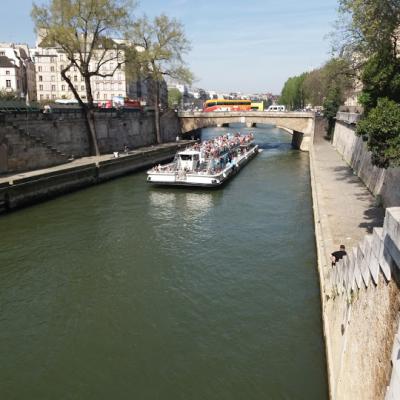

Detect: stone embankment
0,141,193,213
333,116,400,207
311,116,400,400
0,109,182,175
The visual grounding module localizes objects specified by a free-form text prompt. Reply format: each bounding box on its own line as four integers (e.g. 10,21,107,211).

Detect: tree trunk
154,83,162,144
84,107,100,156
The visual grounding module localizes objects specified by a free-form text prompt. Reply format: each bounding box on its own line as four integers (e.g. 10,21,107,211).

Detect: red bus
203,99,251,112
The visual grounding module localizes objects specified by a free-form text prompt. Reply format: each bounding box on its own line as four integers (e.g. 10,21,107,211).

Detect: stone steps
12,124,67,161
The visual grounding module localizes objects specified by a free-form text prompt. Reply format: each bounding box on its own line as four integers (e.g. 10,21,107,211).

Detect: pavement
311,132,385,255
0,141,194,185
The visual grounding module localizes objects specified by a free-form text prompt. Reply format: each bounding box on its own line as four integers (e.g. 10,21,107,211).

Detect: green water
0,125,327,399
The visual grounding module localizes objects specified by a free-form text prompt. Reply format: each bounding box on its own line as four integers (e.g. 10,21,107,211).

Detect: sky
1,0,339,94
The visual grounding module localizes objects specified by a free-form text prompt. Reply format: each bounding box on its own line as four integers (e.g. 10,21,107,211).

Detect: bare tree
132,14,193,144
32,0,137,156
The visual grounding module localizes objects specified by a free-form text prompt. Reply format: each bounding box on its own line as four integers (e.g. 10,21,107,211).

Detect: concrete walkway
310,133,385,400
311,134,384,255
0,141,193,185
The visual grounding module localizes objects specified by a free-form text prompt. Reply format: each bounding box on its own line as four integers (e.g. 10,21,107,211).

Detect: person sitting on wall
331,245,347,266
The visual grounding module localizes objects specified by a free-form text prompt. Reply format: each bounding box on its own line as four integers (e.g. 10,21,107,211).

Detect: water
0,125,327,399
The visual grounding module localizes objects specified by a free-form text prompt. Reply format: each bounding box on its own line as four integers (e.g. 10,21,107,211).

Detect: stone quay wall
0,110,182,175
0,142,190,213
332,118,400,207
325,208,400,400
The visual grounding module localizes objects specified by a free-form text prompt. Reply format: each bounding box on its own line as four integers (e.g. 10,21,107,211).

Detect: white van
267,105,286,112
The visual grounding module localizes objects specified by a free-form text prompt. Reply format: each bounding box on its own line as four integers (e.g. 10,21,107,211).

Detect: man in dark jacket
331,245,347,266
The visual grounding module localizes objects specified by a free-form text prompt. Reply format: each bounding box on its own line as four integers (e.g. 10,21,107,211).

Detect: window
51,85,56,91
73,66,77,72
103,94,107,100
40,94,43,100
6,80,11,88
60,65,64,71
81,76,84,82
39,75,43,81
52,94,56,100
50,56,55,63
74,75,77,82
51,66,55,72
0,51,5,56
38,66,42,72
81,85,85,91
61,85,65,91
39,84,43,91
5,70,10,75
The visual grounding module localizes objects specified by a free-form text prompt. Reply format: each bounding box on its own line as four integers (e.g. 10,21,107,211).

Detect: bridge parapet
178,111,316,151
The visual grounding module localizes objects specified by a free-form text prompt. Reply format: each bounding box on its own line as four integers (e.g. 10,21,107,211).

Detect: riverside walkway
0,140,194,212
310,133,386,400
311,133,384,258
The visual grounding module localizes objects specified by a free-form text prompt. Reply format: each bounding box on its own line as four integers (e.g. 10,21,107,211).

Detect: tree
335,0,400,166
132,14,193,144
168,88,182,109
303,69,324,107
279,73,307,110
357,98,400,168
358,44,400,112
337,0,400,58
31,0,137,156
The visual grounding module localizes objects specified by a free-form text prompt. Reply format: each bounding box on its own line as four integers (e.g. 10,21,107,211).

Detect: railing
336,112,362,125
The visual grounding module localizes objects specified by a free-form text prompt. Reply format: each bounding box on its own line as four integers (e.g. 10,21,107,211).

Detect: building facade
0,43,36,101
31,45,129,103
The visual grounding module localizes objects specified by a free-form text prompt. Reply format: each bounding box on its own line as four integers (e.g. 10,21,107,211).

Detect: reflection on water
149,190,216,220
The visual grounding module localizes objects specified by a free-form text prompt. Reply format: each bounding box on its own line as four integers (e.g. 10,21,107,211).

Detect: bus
251,101,264,111
203,99,251,112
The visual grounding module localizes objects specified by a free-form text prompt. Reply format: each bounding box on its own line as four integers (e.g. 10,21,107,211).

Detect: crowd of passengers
191,132,254,159
151,133,255,174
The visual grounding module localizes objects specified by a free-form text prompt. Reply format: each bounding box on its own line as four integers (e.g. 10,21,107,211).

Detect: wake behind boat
147,133,259,187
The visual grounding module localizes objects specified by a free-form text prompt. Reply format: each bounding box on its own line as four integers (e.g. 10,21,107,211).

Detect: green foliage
358,46,400,112
337,0,400,57
279,73,307,110
335,0,400,168
357,98,400,168
168,88,182,109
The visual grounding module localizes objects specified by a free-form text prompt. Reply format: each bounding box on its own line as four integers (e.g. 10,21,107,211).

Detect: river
0,125,327,399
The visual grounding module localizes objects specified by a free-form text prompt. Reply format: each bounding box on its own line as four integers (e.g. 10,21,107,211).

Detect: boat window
180,155,192,160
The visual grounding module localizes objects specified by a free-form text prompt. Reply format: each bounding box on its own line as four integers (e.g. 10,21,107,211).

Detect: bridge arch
178,111,315,151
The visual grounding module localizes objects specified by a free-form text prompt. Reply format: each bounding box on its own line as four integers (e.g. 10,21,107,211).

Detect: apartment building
0,43,36,101
31,45,128,103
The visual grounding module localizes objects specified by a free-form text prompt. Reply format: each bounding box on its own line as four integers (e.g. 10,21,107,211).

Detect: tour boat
146,133,259,187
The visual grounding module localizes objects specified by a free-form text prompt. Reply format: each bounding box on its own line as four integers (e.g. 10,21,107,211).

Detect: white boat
147,133,259,187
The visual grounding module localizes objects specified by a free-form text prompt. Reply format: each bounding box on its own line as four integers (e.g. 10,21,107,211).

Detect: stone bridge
178,111,315,151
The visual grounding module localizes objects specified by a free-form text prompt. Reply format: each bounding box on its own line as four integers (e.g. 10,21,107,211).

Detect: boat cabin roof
178,150,200,156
